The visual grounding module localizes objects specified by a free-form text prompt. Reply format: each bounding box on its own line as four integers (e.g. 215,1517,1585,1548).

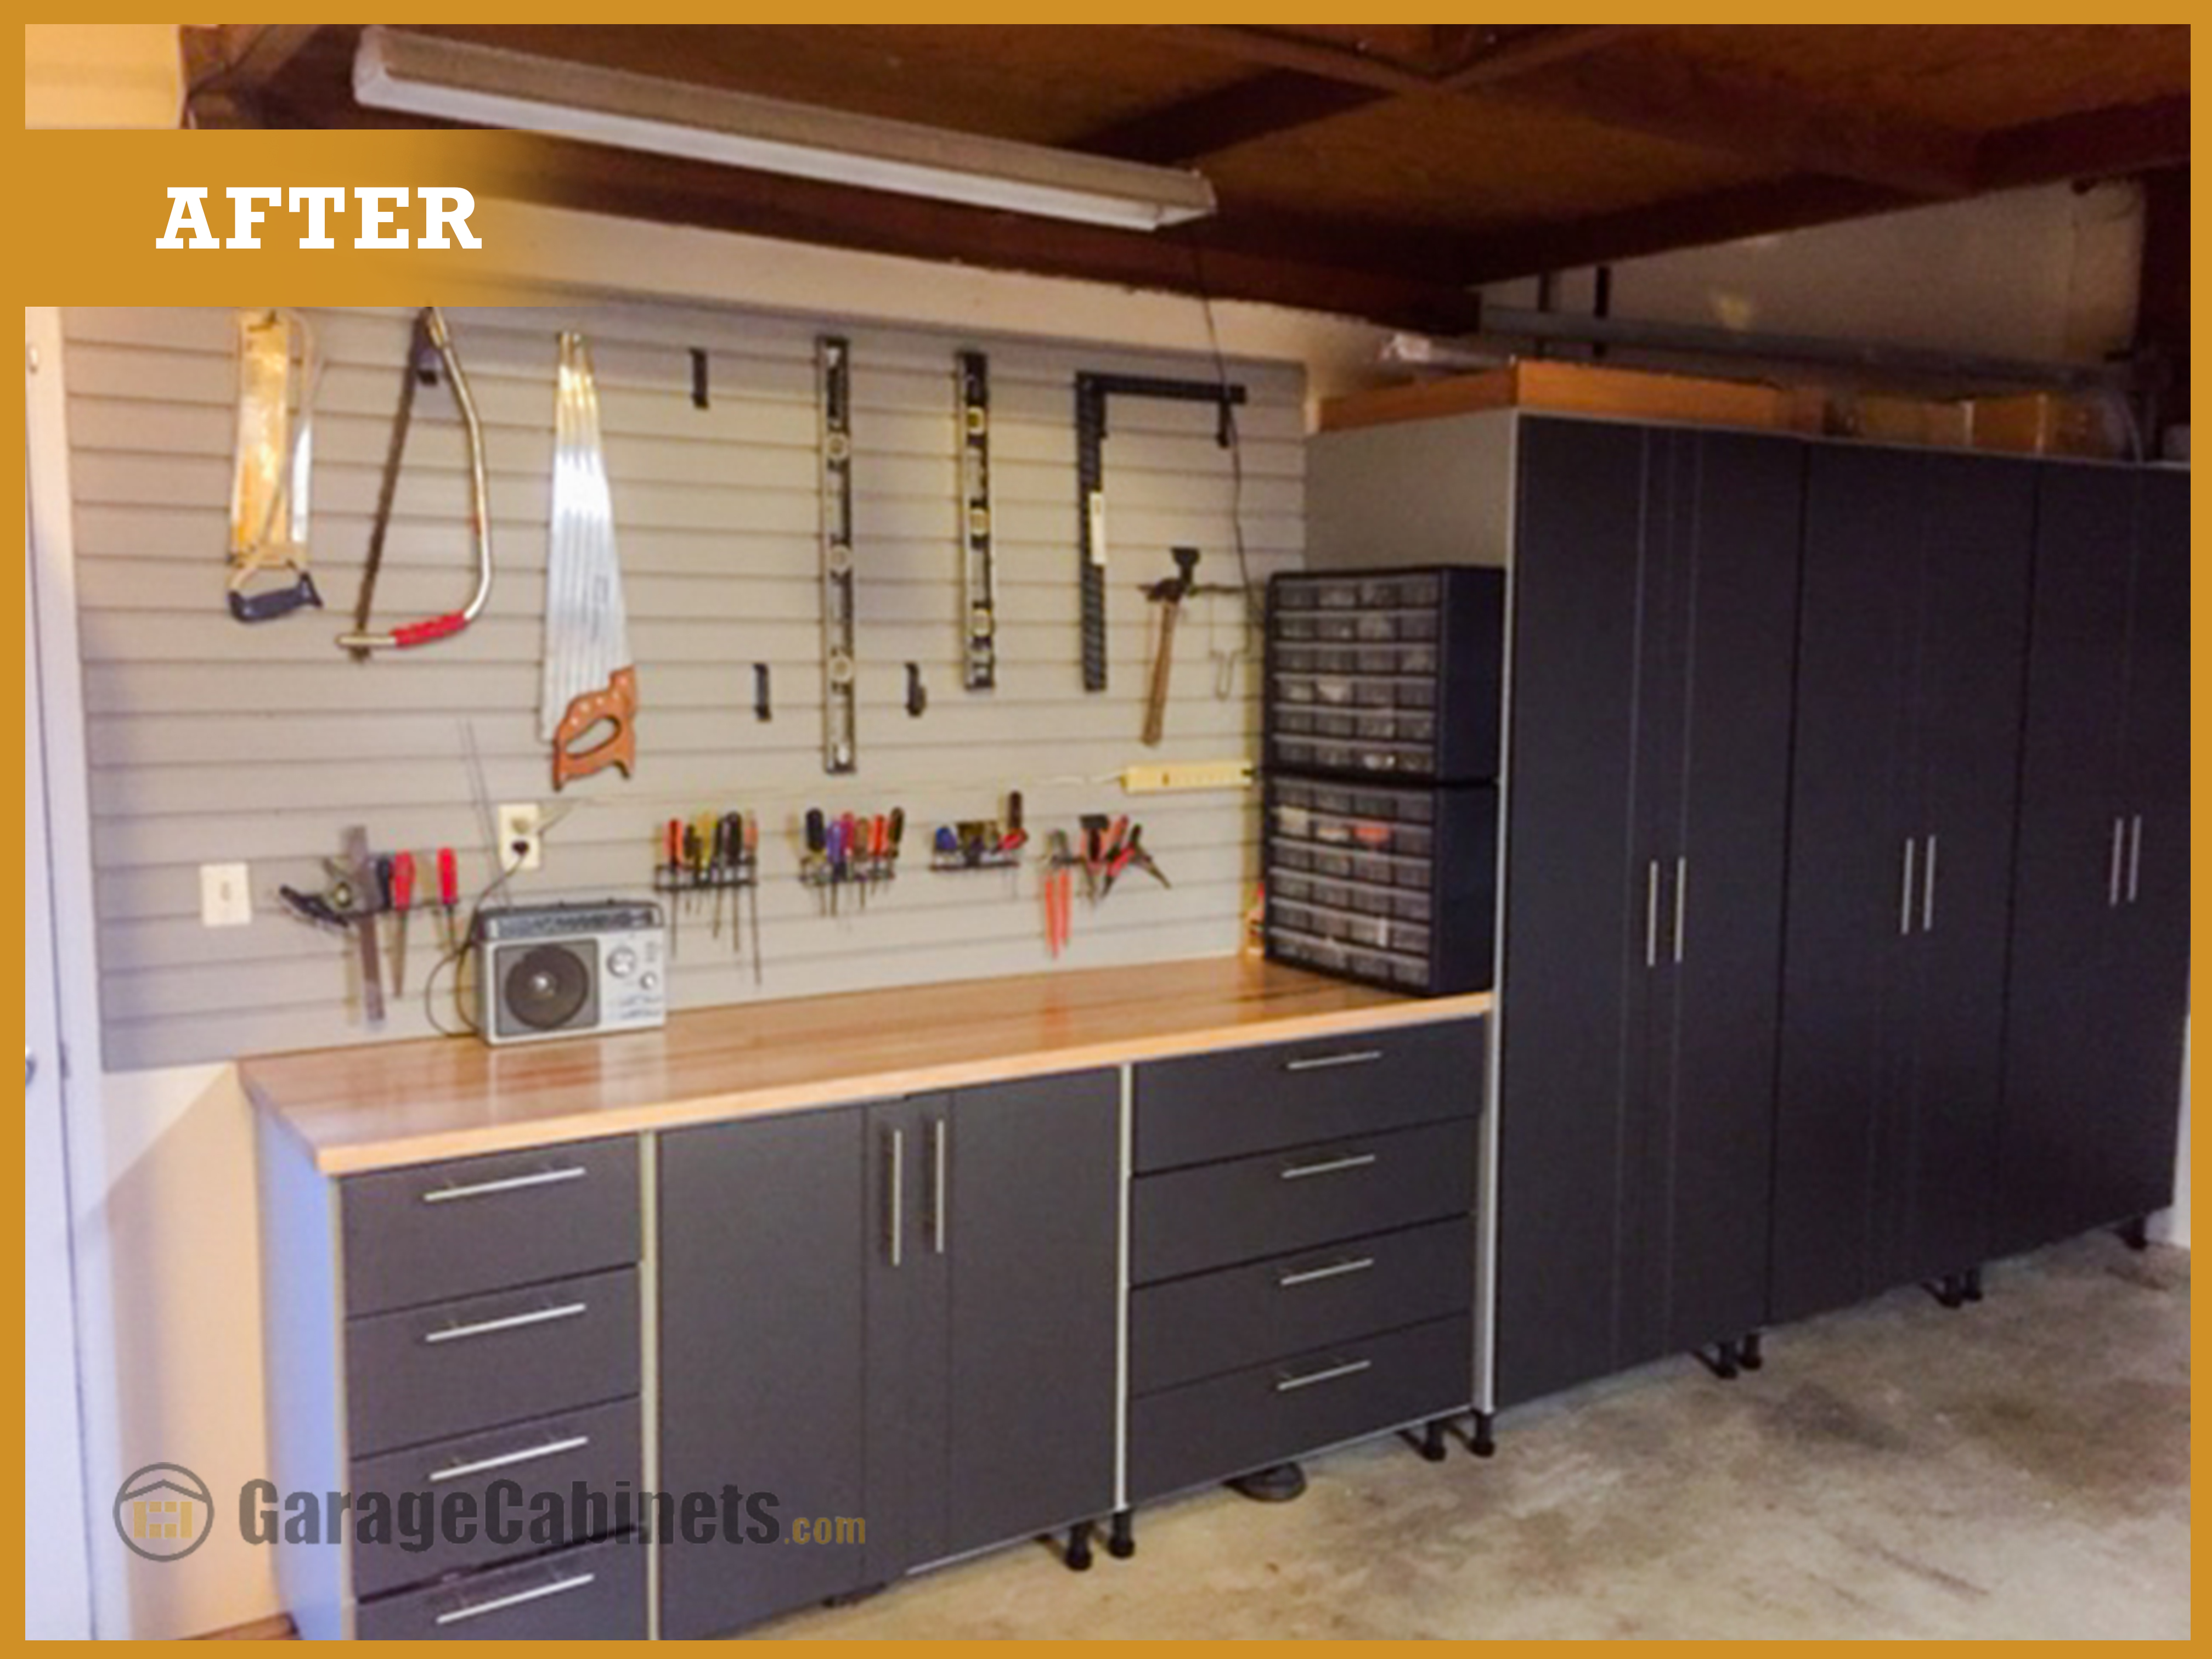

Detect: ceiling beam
1082,26,1650,163
183,24,325,126
1975,95,2189,190
1144,26,1432,94
1503,48,1980,196
523,139,1489,334
1076,71,1389,164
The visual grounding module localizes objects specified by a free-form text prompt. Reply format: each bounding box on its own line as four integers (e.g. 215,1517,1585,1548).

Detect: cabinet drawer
1135,1019,1483,1173
354,1533,646,1640
1131,1217,1471,1395
347,1268,639,1458
349,1397,640,1599
1130,1314,1472,1503
1132,1119,1476,1284
342,1137,639,1316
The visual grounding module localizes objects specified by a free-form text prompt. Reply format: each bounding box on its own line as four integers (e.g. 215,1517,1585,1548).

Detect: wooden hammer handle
552,665,637,791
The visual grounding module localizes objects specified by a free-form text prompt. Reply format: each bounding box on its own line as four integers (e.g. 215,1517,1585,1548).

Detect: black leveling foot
2120,1216,2151,1252
1108,1510,1136,1560
1699,1338,1742,1380
1928,1272,1971,1310
1419,1419,1450,1463
1740,1330,1765,1372
1961,1265,1985,1303
1469,1412,1497,1459
823,1582,889,1610
1065,1522,1094,1572
1228,1463,1307,1503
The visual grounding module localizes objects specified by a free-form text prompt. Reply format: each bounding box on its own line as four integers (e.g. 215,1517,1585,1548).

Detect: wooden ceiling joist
183,23,324,127
1976,94,2190,190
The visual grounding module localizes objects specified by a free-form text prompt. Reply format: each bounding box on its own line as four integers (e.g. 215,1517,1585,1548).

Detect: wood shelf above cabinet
242,957,1491,1175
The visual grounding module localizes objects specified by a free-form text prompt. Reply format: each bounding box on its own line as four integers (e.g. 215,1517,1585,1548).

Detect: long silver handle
1920,834,1938,935
424,1302,587,1346
433,1571,597,1627
430,1434,591,1485
1672,855,1688,965
2128,814,2143,904
1277,1256,1376,1289
886,1127,905,1269
1645,859,1661,967
1279,1152,1378,1182
929,1117,949,1256
1274,1357,1373,1393
1899,838,1916,936
1283,1050,1383,1073
2109,816,2127,907
421,1167,588,1205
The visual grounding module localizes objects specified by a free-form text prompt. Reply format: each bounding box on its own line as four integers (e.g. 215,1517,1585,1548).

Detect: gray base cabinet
1127,1020,1483,1502
658,1071,1119,1640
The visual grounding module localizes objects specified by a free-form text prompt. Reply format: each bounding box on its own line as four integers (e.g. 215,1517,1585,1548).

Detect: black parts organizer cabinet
1261,567,1506,996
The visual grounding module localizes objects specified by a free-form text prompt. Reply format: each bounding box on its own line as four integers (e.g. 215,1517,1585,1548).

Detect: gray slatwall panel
63,304,1301,1070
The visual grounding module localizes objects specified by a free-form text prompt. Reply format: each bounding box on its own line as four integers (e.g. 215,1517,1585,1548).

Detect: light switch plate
200,862,253,928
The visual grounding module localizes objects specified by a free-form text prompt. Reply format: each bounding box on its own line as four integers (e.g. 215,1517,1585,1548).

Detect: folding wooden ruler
1073,372,1248,694
819,335,859,774
957,349,997,692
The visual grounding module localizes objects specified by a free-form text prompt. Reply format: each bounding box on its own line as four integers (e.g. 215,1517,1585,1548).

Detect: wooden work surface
242,958,1492,1176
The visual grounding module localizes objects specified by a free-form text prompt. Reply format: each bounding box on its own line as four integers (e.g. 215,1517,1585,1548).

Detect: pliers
1103,825,1170,896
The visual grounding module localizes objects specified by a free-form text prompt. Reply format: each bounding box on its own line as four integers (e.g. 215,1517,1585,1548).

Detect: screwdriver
742,812,763,981
390,851,416,994
437,847,460,952
1000,791,1028,856
805,809,828,915
664,820,685,958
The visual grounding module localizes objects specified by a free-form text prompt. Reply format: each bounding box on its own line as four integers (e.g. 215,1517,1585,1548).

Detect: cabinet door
862,1097,951,1581
1497,417,1662,1407
941,1072,1120,1559
1996,465,2133,1253
2108,469,2192,1223
1642,431,1803,1355
1896,455,2033,1284
658,1110,867,1639
1772,446,1923,1322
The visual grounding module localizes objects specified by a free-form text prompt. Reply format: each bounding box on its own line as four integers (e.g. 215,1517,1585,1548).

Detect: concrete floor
763,1235,2189,1640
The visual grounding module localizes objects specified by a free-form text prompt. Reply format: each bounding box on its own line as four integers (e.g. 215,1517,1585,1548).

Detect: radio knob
641,972,661,992
608,948,638,978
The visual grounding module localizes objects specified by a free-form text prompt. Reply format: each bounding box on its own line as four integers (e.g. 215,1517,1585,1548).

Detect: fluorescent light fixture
354,26,1218,232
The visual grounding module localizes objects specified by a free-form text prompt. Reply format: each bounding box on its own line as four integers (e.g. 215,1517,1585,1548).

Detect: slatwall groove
64,304,1301,1070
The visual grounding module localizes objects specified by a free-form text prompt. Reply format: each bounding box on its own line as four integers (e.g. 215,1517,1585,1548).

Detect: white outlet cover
497,803,544,872
200,862,253,928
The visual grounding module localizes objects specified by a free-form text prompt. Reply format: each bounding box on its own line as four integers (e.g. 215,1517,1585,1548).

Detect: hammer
1141,546,1204,747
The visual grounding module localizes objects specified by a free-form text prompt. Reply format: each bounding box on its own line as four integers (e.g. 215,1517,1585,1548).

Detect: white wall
1483,180,2146,367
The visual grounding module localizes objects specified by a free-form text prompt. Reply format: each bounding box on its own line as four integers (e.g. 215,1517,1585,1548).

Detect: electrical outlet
200,863,253,928
1121,760,1255,794
497,803,544,873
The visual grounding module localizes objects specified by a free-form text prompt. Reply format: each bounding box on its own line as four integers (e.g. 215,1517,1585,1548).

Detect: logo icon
115,1463,215,1562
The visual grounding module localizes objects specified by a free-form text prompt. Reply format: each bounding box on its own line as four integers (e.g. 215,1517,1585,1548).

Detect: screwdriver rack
800,807,905,912
928,792,1029,873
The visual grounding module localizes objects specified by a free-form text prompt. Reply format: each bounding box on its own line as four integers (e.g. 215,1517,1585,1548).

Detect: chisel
389,851,415,994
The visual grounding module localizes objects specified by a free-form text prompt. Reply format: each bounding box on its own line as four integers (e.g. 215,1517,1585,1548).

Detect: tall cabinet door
1496,417,1663,1408
1896,456,2035,1284
2109,468,2191,1221
659,1109,870,1639
1772,447,1928,1322
941,1071,1120,1559
863,1096,953,1581
1639,430,1804,1357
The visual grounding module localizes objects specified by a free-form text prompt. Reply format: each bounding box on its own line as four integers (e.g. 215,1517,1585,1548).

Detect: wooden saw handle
552,665,637,791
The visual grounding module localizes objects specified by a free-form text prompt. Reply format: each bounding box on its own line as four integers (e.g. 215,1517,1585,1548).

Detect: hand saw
541,331,637,789
226,309,323,623
337,307,495,656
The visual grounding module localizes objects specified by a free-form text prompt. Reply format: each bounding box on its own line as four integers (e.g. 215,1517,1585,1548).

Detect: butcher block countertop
243,957,1493,1176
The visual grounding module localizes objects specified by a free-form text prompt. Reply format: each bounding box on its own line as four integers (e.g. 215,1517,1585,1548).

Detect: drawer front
1135,1019,1482,1173
343,1137,639,1316
1133,1119,1476,1285
1130,1314,1472,1503
1131,1217,1471,1395
347,1268,639,1458
354,1533,646,1640
349,1397,641,1599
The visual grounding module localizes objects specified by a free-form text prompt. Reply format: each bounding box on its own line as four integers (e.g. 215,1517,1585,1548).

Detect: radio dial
607,947,638,978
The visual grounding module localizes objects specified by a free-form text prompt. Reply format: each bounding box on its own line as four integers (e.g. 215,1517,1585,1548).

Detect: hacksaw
541,331,638,789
